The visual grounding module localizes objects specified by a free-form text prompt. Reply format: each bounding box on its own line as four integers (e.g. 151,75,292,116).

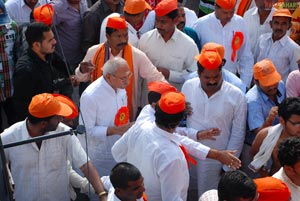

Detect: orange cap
148,81,177,95
29,93,73,118
155,0,178,17
158,92,185,114
124,0,152,14
107,16,127,29
194,49,222,70
201,42,225,59
253,59,281,86
272,8,292,18
254,177,291,201
33,4,54,26
215,0,236,10
52,94,78,119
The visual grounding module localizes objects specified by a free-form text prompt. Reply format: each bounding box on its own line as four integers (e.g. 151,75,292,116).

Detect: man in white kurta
78,57,132,176
1,93,106,201
181,44,247,196
192,0,253,88
112,92,193,201
75,16,165,118
138,0,198,91
254,9,300,83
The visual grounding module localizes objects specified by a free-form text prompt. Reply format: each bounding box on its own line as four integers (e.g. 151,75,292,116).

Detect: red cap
158,92,185,114
155,0,177,17
124,0,152,14
216,0,236,10
194,49,222,70
107,16,127,29
29,93,73,118
52,94,78,119
33,4,54,26
254,177,291,201
148,81,177,95
201,42,225,59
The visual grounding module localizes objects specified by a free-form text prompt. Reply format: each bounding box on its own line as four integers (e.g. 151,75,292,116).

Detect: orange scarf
179,145,197,168
236,0,252,17
92,43,134,119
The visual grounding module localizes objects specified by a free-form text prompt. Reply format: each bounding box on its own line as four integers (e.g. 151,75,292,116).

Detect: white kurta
75,44,165,117
112,122,190,201
254,33,300,83
138,28,198,90
1,121,87,201
273,167,300,201
182,78,247,196
192,13,253,88
78,76,127,176
243,7,274,53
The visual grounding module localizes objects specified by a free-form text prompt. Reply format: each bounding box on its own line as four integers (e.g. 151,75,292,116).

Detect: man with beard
241,59,285,177
254,8,300,83
75,16,165,120
250,97,300,179
0,93,108,201
13,22,71,121
181,44,247,196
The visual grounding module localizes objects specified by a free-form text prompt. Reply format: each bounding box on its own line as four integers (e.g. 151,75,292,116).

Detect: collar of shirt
153,123,181,145
256,84,282,104
100,76,124,94
266,32,290,46
127,22,137,34
155,27,180,42
280,167,300,189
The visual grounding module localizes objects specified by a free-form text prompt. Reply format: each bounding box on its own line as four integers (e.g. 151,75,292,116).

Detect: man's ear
279,116,285,126
32,41,40,49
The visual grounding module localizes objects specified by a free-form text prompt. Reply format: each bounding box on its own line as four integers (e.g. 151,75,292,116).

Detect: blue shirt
183,27,201,51
245,81,286,144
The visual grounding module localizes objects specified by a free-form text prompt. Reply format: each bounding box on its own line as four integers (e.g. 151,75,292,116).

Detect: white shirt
136,104,211,155
254,33,300,83
78,76,127,175
112,121,190,201
1,121,87,201
99,13,140,47
182,78,247,195
182,78,246,156
5,0,50,25
273,167,300,201
192,13,253,87
138,28,198,90
75,44,165,117
243,7,274,53
139,7,198,35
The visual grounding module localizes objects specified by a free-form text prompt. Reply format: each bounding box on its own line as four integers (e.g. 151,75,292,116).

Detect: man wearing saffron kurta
75,16,165,120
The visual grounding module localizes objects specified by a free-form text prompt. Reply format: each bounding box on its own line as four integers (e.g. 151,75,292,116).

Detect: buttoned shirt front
255,33,300,82
273,167,300,201
5,0,49,25
245,82,286,144
192,13,253,87
243,7,274,53
138,28,198,90
1,121,87,201
182,78,247,195
112,122,190,201
78,76,127,175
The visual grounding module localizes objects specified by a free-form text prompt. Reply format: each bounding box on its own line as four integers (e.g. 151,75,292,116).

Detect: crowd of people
0,0,300,200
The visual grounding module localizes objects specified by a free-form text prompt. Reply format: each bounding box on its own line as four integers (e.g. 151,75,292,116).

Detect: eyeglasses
112,72,132,82
287,119,300,127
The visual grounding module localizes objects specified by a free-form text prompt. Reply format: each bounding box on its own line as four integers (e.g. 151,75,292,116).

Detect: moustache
274,29,283,33
117,42,127,47
207,83,217,86
177,22,185,27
